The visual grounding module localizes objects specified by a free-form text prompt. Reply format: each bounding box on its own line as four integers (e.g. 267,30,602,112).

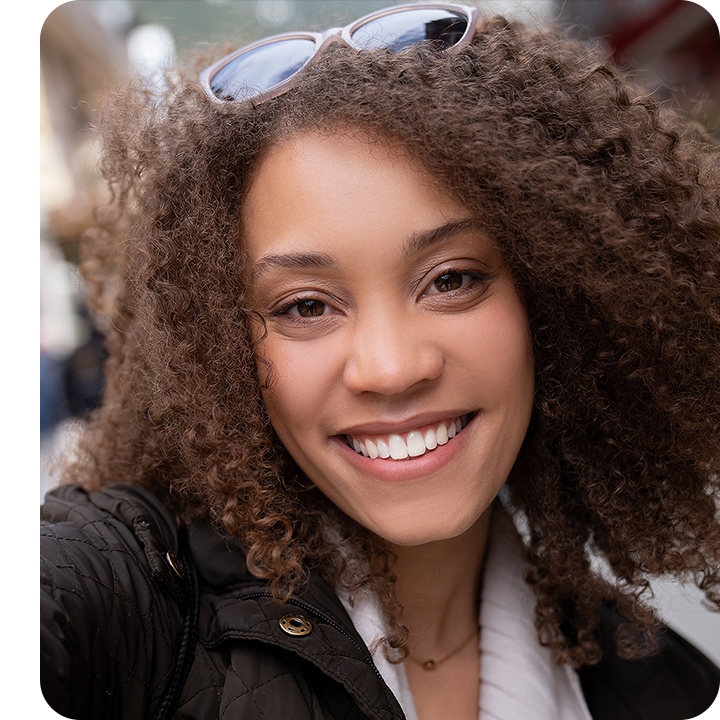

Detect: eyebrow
250,218,479,280
251,250,336,280
403,218,479,258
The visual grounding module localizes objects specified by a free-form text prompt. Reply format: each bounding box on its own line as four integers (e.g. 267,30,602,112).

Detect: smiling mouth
345,413,474,461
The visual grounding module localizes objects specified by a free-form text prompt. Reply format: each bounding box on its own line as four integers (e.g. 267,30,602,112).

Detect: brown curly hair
64,13,720,667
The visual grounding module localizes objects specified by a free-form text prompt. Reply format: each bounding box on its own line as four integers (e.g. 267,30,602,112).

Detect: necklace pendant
423,660,436,670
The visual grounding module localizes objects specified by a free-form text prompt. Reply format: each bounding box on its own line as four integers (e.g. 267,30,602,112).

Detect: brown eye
294,299,326,317
434,271,464,293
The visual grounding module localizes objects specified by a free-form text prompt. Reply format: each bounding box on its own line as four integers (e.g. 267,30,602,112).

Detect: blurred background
39,0,720,666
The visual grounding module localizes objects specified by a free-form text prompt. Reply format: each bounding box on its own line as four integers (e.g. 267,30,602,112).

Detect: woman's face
243,131,534,546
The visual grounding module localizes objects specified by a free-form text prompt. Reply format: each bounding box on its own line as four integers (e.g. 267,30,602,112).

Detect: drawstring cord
152,544,200,720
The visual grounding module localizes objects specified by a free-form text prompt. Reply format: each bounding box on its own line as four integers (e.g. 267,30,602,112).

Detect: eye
432,271,465,293
281,298,328,318
425,270,486,295
265,291,342,337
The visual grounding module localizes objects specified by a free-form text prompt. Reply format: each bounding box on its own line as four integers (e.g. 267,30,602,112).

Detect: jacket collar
187,522,406,720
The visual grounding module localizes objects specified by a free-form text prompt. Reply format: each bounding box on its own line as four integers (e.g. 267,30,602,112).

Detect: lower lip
331,415,477,484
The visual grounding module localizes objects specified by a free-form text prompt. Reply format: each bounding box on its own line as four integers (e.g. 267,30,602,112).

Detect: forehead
246,130,441,205
241,130,471,262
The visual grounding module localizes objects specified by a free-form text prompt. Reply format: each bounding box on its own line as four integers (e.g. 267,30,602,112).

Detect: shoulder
42,482,186,603
580,604,720,720
42,481,177,544
41,483,186,718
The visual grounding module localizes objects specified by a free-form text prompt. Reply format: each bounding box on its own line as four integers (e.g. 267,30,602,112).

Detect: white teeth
365,439,379,459
424,427,437,450
377,439,390,458
389,434,409,460
348,415,470,460
436,422,449,445
406,431,426,457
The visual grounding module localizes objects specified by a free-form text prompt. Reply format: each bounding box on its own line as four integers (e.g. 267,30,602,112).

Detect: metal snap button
279,614,313,636
165,550,184,578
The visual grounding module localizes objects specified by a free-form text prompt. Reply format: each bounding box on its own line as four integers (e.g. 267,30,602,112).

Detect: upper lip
336,410,475,437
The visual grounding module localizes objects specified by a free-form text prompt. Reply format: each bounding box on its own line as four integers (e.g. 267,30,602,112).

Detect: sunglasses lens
351,8,468,52
209,37,316,101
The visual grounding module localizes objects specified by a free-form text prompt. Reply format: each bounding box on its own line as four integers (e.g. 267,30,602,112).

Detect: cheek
493,305,534,392
255,336,336,432
460,290,534,407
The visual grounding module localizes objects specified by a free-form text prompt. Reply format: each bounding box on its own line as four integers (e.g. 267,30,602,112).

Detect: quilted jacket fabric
41,483,719,720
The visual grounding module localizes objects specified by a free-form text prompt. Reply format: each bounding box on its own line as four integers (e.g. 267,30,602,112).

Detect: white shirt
338,509,593,720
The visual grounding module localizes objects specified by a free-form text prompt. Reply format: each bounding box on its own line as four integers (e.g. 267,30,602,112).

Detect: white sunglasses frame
199,2,484,104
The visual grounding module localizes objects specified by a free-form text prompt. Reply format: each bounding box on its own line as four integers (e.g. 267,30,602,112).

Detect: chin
372,512,484,548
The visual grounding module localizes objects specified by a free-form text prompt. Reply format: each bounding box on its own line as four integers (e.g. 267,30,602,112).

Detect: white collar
338,508,592,720
478,509,592,720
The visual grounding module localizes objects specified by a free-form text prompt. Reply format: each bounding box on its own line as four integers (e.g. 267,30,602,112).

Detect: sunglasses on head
200,3,483,104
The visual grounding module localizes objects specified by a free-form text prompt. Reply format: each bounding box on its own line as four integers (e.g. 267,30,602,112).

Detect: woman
41,4,720,719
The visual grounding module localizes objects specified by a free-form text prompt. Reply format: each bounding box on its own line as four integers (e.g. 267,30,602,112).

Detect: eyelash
423,269,491,297
271,267,493,320
272,296,330,320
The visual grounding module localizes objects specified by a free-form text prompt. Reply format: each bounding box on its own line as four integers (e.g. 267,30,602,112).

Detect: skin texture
243,130,534,719
244,131,534,548
67,15,720,665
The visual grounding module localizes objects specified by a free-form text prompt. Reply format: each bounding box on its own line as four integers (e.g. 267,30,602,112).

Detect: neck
389,506,492,656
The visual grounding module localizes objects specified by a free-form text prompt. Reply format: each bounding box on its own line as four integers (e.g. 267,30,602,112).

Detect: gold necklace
406,626,479,671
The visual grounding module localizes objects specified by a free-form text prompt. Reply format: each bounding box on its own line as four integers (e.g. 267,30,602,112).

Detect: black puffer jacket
41,484,719,720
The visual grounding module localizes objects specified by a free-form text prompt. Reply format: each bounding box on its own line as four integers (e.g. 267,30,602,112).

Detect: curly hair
63,14,720,666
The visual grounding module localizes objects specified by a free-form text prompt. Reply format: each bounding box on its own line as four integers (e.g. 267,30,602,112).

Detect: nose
342,312,444,396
